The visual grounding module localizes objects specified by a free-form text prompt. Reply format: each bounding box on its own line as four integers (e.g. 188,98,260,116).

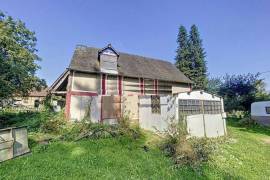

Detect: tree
219,73,263,112
175,25,207,90
175,26,193,79
0,11,46,101
189,25,207,89
255,77,270,101
206,77,222,94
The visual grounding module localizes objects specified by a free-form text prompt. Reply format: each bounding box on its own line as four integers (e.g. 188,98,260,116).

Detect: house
49,44,192,122
13,89,48,109
251,101,270,126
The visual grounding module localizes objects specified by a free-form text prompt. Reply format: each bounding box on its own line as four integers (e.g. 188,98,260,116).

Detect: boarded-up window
151,95,161,114
266,107,270,114
102,96,121,119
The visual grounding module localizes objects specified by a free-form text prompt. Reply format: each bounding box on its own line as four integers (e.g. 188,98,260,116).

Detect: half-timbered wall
172,82,190,94
144,79,155,95
71,72,190,95
72,72,100,93
106,75,118,95
123,77,140,95
158,81,173,95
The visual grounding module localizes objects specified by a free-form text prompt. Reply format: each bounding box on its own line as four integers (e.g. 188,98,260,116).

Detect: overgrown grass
0,111,269,179
0,137,198,179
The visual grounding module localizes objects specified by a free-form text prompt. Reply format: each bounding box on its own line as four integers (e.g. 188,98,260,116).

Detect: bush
160,118,219,170
117,113,142,140
40,110,67,134
238,115,256,127
0,109,51,131
61,113,142,142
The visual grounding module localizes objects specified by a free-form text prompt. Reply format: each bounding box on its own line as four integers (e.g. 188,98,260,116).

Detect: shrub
238,115,256,127
117,113,142,140
40,110,67,134
61,113,142,142
160,117,219,170
0,110,51,131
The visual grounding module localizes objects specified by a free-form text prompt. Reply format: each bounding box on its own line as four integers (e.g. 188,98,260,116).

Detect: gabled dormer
98,44,119,74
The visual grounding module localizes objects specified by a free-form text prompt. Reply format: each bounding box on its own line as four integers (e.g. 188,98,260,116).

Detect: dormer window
98,44,119,74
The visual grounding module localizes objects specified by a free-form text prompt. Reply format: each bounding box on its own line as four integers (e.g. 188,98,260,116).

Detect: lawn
0,115,269,179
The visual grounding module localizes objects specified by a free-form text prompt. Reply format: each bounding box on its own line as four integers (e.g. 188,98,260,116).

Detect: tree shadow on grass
227,117,270,136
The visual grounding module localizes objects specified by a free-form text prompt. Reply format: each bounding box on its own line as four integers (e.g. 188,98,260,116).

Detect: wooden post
202,100,207,137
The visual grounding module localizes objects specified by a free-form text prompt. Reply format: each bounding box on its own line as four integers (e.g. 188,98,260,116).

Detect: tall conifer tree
189,25,207,89
175,26,193,79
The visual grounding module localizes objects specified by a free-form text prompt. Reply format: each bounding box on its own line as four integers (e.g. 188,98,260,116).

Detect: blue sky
1,0,270,90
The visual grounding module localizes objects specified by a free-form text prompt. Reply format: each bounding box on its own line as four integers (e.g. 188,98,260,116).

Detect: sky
1,0,270,90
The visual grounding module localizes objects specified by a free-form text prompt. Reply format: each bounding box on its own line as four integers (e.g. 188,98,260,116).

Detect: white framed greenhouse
138,90,227,138
175,90,227,137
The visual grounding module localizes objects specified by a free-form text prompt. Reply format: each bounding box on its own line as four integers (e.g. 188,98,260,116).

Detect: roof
29,89,48,97
177,90,223,101
69,45,193,84
49,69,70,92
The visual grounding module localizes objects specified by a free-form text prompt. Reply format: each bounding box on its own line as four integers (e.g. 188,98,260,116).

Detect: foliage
1,113,270,179
207,74,270,112
40,110,67,134
0,137,201,179
255,78,270,101
0,109,50,130
160,118,219,170
175,25,208,90
60,113,141,142
0,109,67,135
219,73,269,112
189,25,208,89
206,77,222,95
175,26,193,80
237,115,256,127
0,11,46,101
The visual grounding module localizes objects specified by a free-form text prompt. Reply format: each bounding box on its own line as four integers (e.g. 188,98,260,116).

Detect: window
179,99,202,115
179,99,222,115
151,95,161,114
203,100,222,114
23,98,29,104
266,107,270,114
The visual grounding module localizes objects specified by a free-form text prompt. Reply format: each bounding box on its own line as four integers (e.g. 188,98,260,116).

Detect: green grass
0,115,270,179
0,137,197,179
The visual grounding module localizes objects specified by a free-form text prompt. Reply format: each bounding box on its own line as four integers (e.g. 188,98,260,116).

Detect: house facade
13,89,48,109
49,44,192,122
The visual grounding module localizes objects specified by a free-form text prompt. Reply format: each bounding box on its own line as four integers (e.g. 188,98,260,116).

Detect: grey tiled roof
69,45,192,84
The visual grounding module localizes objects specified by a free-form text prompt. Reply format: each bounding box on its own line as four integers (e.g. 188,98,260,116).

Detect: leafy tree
175,26,192,79
189,25,207,89
219,73,264,112
0,11,46,101
206,77,222,94
255,77,270,101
